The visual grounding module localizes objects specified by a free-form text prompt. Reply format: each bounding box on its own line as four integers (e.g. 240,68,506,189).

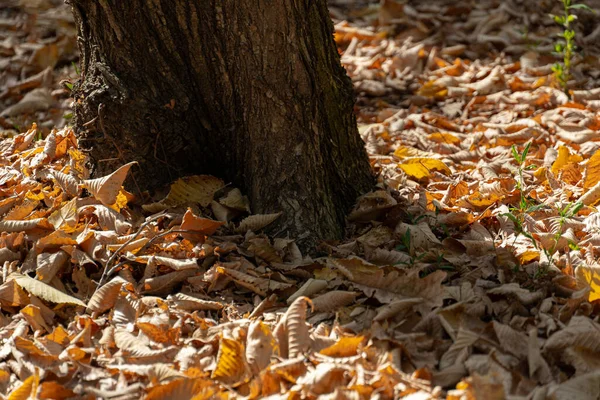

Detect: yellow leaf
25,190,45,202
36,230,77,251
517,250,539,265
142,175,224,212
394,146,435,159
466,192,500,208
68,148,86,177
4,200,39,221
8,373,39,400
533,76,547,89
319,336,365,357
398,158,451,180
109,190,130,212
584,149,600,190
417,80,447,98
576,264,600,302
551,146,582,175
211,337,248,385
146,378,212,400
533,166,547,182
427,132,461,145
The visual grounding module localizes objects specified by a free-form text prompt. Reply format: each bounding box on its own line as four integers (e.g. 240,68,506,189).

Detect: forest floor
1,0,600,399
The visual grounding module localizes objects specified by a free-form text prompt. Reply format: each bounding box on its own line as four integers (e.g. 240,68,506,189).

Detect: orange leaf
180,209,224,235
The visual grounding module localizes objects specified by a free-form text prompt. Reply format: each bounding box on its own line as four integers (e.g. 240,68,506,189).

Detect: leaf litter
3,0,600,399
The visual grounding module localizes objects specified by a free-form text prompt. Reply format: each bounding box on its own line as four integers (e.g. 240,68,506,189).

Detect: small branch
96,212,172,287
134,229,198,255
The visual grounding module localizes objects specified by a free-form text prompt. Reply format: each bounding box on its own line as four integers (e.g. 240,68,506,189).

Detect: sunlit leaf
83,161,137,206
398,158,451,180
11,273,86,307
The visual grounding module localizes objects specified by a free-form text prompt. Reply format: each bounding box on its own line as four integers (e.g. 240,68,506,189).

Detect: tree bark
69,0,373,249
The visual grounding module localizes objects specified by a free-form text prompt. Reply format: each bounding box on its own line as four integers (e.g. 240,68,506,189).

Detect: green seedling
511,142,535,212
550,201,583,252
550,0,592,96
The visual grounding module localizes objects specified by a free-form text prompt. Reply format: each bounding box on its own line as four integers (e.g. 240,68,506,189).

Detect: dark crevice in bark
69,0,374,250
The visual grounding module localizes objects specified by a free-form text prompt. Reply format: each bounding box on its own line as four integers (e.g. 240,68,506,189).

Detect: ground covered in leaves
2,0,600,399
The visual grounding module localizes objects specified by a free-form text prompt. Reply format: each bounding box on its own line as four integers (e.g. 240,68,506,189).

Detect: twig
97,212,171,287
134,229,198,255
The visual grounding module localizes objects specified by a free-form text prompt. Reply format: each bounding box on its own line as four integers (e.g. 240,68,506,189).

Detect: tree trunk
69,0,373,249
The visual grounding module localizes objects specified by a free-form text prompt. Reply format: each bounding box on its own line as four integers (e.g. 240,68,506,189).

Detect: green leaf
565,201,584,217
569,3,593,11
511,145,520,163
526,203,547,213
501,212,521,227
522,231,538,249
521,141,531,162
520,196,529,212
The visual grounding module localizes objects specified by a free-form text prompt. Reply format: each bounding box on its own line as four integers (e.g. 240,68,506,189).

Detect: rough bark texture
69,0,373,249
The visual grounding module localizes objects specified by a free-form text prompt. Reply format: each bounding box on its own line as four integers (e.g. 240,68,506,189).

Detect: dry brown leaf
283,296,311,359
87,276,128,313
143,175,224,212
311,291,359,313
180,209,224,235
83,161,137,206
235,213,282,233
10,273,85,307
216,266,291,296
145,378,212,400
168,293,223,311
246,320,277,374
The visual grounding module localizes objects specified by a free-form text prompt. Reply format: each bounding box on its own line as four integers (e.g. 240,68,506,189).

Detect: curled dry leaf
83,161,137,206
219,188,250,212
10,273,85,307
217,266,292,296
87,276,128,313
287,278,328,305
168,292,223,311
311,290,360,313
282,296,311,359
246,320,277,375
234,212,282,233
